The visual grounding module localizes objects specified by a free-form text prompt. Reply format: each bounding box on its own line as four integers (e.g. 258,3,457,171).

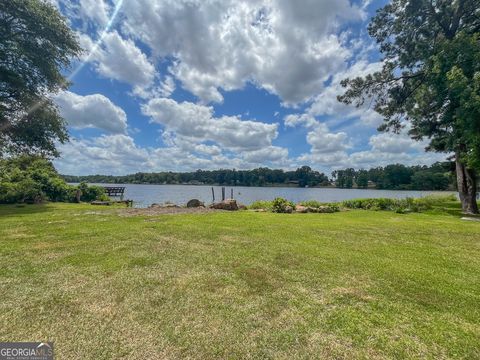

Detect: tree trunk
455,152,479,214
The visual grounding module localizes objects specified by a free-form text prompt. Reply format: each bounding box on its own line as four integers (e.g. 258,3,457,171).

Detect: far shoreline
68,182,456,192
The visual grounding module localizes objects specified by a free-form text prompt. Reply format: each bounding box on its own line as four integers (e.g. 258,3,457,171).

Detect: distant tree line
62,166,330,188
332,162,456,190
62,163,457,190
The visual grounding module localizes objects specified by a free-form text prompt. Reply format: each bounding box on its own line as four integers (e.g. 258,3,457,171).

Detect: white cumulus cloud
120,0,364,104
143,98,279,151
54,91,127,134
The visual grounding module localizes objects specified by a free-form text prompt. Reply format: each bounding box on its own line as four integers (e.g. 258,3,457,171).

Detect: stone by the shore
150,203,179,208
210,199,239,211
295,205,308,213
294,205,336,213
187,199,204,208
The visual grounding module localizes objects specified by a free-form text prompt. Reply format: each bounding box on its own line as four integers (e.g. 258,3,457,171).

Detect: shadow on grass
0,203,53,217
426,201,480,218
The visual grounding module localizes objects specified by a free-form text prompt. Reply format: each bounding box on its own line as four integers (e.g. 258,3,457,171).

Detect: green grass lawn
0,203,479,359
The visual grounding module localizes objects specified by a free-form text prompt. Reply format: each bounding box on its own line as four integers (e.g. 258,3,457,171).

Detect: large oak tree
0,0,81,157
338,0,480,214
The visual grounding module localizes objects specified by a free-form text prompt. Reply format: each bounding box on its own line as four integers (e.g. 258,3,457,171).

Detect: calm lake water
79,183,456,208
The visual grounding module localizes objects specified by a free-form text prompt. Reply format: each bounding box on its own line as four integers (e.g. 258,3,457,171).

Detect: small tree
338,0,480,214
0,0,81,157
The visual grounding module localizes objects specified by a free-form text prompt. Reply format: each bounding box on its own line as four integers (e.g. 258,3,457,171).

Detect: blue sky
50,0,445,175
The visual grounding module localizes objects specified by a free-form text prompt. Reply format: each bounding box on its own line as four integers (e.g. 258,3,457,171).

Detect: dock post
222,187,225,201
231,188,233,199
211,187,215,202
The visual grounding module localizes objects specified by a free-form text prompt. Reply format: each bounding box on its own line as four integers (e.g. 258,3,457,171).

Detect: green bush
17,178,46,204
0,156,109,204
299,200,340,213
299,200,324,208
0,178,46,204
341,198,397,211
248,200,274,211
341,195,457,213
0,182,21,204
78,182,108,202
271,197,295,213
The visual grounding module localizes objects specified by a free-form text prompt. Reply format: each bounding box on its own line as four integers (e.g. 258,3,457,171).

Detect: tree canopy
0,155,107,204
332,162,453,190
0,0,81,157
338,0,480,213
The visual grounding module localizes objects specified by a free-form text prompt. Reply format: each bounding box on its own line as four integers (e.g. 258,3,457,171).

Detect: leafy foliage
341,195,457,213
0,156,107,204
0,0,81,157
271,198,295,213
248,200,274,211
298,200,340,212
78,182,109,202
338,0,480,213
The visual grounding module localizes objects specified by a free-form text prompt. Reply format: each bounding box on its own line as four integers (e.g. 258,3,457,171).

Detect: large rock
187,199,204,208
210,199,239,211
295,205,308,213
284,205,294,214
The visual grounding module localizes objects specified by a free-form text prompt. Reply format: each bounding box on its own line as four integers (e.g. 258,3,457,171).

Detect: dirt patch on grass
331,286,375,302
118,207,223,217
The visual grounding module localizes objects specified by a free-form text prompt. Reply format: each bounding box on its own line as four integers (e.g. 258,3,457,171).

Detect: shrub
322,203,340,212
299,200,324,208
17,178,46,204
0,182,21,204
299,200,340,213
248,200,274,211
271,197,295,213
341,195,457,213
0,178,46,204
44,177,75,202
300,200,340,212
415,194,457,208
0,156,109,204
341,198,397,211
78,182,109,202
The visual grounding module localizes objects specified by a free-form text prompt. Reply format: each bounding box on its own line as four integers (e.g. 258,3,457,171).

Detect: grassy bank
0,202,479,359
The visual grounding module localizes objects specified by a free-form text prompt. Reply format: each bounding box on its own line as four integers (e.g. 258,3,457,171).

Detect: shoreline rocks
295,205,308,213
145,199,338,214
187,199,205,208
210,199,239,211
150,202,180,208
